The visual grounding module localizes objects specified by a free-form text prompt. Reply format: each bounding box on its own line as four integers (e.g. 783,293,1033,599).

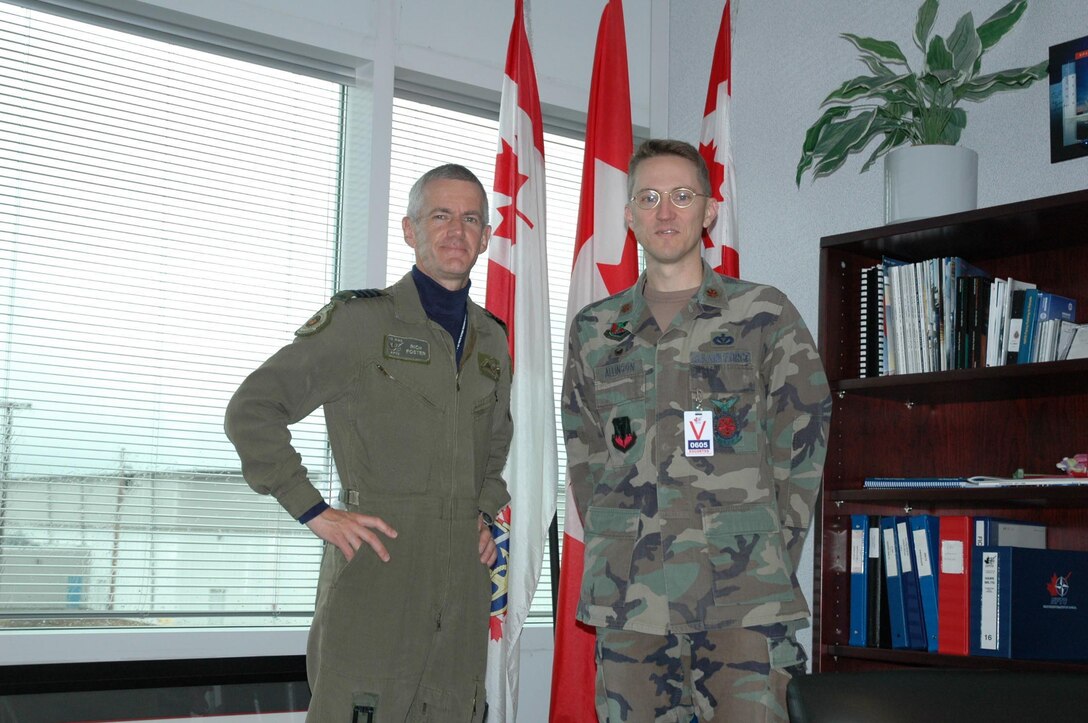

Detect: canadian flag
699,0,739,278
550,1,637,720
483,1,557,721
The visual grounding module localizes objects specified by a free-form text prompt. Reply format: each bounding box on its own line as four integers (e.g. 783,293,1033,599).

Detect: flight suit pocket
704,504,794,607
592,366,645,468
689,363,759,455
359,361,439,493
580,506,639,611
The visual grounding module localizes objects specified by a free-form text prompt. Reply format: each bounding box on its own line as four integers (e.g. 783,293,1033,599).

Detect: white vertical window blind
0,4,342,626
386,95,582,621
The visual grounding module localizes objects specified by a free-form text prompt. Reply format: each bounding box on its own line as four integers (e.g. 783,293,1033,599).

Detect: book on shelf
938,515,973,656
970,277,992,368
1064,322,1088,360
942,257,990,371
862,475,1088,488
969,546,1088,661
863,477,973,489
895,516,928,650
1015,289,1040,364
1028,292,1076,362
859,264,885,378
998,278,1036,366
848,514,870,646
985,278,1007,367
974,517,1047,548
909,515,941,652
880,516,910,650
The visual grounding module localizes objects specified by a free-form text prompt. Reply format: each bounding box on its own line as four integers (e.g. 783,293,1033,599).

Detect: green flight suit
225,272,512,722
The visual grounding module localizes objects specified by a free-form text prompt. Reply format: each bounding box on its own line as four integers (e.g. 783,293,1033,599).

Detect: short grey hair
405,164,489,225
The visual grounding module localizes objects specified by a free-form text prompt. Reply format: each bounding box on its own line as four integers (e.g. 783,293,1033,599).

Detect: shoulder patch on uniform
482,308,509,336
478,352,502,381
296,302,335,337
332,288,386,302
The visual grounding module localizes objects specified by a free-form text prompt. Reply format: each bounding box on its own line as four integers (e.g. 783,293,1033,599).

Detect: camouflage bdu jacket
563,261,831,635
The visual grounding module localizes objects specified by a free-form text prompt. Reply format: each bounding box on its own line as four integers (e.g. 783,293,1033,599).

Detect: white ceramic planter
884,144,978,224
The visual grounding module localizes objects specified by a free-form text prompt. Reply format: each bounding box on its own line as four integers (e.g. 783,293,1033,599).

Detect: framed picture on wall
1049,34,1088,163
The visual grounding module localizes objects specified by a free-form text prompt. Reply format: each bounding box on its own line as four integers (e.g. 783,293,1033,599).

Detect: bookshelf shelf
824,646,1088,673
814,189,1088,673
831,486,1088,508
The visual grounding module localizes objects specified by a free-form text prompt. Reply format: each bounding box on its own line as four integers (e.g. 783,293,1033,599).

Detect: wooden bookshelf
814,188,1088,673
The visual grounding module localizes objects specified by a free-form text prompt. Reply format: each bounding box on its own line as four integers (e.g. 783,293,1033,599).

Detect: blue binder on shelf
909,514,941,652
970,546,1088,660
849,514,869,646
880,516,909,649
895,516,927,650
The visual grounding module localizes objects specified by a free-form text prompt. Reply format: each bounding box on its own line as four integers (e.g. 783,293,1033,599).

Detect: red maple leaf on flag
597,231,639,296
494,139,532,244
699,138,727,252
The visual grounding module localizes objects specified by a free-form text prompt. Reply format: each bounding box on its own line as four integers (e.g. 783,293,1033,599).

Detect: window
0,4,343,627
386,95,582,621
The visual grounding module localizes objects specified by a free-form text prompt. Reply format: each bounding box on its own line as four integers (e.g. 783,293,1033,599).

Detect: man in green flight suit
225,164,512,722
562,139,832,722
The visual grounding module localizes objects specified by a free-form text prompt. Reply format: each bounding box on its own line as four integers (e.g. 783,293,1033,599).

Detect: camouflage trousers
593,620,808,723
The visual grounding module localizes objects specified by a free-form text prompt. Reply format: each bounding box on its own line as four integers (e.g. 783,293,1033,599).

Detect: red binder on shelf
938,514,974,655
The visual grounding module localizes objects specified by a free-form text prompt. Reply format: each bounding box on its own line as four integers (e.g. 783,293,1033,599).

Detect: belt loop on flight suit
338,489,359,506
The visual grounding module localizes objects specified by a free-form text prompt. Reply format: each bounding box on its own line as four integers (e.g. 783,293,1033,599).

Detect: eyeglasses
629,187,709,210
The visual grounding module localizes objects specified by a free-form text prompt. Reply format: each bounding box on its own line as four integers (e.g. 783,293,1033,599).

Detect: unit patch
710,397,744,446
295,302,335,337
384,334,430,363
604,322,631,341
611,416,636,452
478,353,502,381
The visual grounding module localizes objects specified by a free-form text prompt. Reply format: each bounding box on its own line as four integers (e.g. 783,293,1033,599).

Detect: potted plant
795,0,1047,221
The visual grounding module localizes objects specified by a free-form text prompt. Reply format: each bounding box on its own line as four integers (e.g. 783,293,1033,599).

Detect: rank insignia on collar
296,302,334,337
713,333,735,346
620,302,633,313
706,288,720,298
479,353,501,381
604,322,631,341
611,416,636,452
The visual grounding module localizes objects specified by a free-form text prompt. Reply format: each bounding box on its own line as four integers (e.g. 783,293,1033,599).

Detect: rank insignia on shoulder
478,353,501,381
483,308,509,336
604,322,631,341
295,302,335,337
332,288,385,302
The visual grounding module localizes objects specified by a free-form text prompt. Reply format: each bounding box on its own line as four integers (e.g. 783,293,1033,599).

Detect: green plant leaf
976,0,1028,50
809,110,880,180
946,12,983,81
925,34,954,75
859,53,898,78
841,33,908,65
913,0,939,53
824,73,917,106
797,106,852,185
957,60,1049,101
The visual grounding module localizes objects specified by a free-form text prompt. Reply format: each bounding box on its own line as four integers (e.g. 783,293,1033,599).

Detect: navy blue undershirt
298,266,469,525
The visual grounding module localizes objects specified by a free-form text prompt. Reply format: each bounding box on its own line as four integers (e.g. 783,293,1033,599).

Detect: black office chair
786,669,1088,723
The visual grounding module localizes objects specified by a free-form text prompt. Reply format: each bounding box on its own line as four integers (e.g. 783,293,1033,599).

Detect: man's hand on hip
306,508,398,562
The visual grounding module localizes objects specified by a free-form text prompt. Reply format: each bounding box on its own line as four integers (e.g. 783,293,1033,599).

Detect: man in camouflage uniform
225,164,511,722
562,140,831,722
